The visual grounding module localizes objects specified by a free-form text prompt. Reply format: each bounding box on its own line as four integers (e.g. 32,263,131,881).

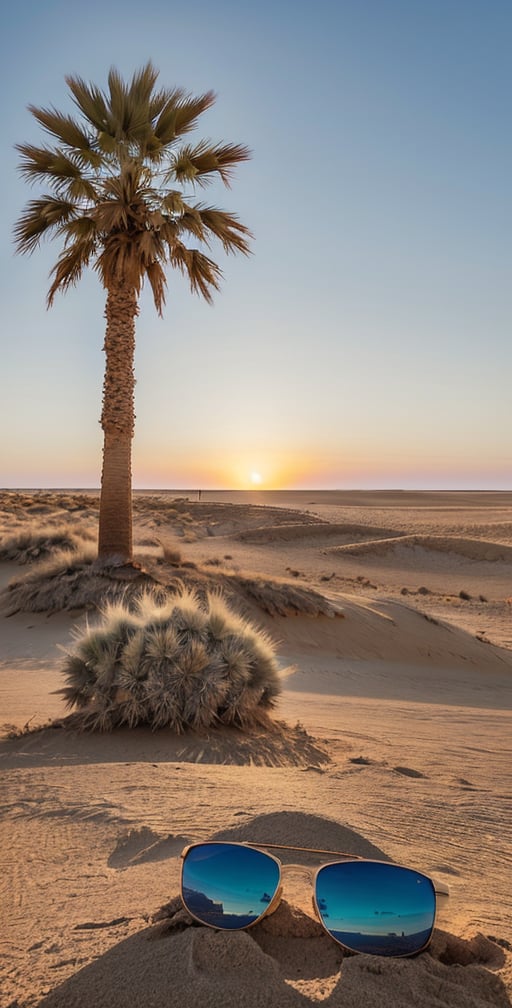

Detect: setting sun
250,471,262,485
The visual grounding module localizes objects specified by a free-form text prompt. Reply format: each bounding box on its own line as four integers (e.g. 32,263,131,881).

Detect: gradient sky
1,0,511,489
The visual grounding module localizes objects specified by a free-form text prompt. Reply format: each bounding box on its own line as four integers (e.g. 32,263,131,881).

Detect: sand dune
265,594,512,679
237,522,404,544
326,533,512,563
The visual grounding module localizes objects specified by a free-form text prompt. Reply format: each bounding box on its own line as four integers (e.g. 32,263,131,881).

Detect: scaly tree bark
98,281,138,562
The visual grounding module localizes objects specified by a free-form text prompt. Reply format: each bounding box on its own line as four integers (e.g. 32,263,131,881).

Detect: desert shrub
59,587,281,732
0,524,95,564
160,542,182,564
0,544,121,614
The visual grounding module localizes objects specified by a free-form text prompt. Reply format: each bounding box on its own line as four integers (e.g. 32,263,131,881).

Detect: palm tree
14,63,251,565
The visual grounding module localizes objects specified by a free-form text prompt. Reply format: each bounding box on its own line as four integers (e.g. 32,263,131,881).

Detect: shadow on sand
33,812,512,1008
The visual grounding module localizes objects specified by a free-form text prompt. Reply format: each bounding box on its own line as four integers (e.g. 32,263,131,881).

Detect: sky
1,0,511,490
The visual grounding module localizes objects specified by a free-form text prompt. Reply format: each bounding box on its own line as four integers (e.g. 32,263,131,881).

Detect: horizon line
2,487,512,495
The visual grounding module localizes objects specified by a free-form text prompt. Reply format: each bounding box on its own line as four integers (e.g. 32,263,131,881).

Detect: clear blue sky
2,0,511,489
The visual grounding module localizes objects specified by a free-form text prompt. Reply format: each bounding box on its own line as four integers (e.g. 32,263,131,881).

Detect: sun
250,471,262,485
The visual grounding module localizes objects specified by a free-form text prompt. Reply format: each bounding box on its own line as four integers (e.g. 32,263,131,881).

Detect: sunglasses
181,841,448,958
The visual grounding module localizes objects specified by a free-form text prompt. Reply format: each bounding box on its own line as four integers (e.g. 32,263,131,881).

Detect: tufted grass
59,587,282,733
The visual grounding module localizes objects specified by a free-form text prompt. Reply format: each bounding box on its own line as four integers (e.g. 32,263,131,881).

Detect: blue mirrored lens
182,843,280,929
315,861,436,956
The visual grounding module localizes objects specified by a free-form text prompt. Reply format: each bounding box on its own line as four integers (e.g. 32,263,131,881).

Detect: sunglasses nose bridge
280,864,315,885
282,862,314,878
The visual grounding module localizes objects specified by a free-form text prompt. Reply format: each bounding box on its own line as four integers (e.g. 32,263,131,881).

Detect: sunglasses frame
180,840,448,957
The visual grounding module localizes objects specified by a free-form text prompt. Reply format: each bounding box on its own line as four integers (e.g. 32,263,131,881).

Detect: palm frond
153,91,185,145
14,196,77,254
136,229,162,262
193,206,252,255
59,653,96,708
171,246,222,304
97,131,119,155
16,144,91,191
212,142,252,186
190,249,223,302
27,105,94,153
159,218,179,247
107,65,162,149
65,74,112,132
129,62,160,108
69,176,99,201
145,260,167,315
62,216,98,243
178,206,205,241
171,140,251,188
148,87,170,123
47,237,95,305
94,199,129,232
95,236,147,290
161,190,185,215
107,66,130,136
173,91,216,137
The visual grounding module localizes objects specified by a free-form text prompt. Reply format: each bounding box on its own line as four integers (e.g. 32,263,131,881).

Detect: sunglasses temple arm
244,842,366,859
248,843,451,897
433,880,450,896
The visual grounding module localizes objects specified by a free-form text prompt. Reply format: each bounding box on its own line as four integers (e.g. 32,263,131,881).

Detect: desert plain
0,488,511,1007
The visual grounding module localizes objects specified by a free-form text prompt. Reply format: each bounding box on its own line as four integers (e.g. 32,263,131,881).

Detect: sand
0,489,511,1007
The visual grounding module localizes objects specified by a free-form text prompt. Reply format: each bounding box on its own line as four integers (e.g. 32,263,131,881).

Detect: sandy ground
0,489,511,1007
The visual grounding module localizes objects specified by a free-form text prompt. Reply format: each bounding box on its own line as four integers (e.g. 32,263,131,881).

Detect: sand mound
0,554,341,619
327,534,512,563
0,555,156,615
29,812,511,1008
208,810,390,857
134,496,324,538
0,720,331,770
260,594,512,686
237,523,404,545
34,920,510,1008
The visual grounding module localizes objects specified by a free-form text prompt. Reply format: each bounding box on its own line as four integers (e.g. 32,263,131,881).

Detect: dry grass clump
0,524,95,564
59,588,282,732
0,545,128,614
0,540,342,621
160,542,183,565
223,572,341,617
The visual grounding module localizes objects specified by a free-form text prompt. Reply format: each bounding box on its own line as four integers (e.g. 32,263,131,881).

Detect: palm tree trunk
97,281,138,564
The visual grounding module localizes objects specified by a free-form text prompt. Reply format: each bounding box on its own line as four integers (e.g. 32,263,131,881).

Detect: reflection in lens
315,861,436,956
182,843,280,929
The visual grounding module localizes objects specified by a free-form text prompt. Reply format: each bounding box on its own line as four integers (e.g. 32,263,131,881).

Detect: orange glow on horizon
132,448,323,490
129,445,512,491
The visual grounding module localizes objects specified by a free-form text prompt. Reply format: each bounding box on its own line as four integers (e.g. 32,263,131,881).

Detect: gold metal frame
180,840,449,957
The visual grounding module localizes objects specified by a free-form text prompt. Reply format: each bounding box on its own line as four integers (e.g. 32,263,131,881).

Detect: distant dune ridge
1,489,511,1007
237,522,405,544
326,533,512,562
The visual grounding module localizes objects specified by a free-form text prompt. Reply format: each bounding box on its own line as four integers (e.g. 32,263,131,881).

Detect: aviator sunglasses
181,841,449,957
